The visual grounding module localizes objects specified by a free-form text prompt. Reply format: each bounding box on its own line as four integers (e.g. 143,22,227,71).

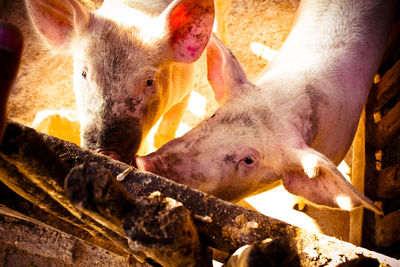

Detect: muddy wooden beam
0,122,135,257
24,121,397,266
65,162,209,267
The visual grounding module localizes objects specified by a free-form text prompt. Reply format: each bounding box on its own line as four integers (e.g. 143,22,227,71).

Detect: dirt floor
0,0,355,263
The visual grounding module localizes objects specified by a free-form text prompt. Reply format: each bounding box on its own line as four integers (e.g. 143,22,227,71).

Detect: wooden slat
375,209,400,248
376,60,400,111
350,108,366,246
363,84,380,248
378,163,400,199
376,99,400,149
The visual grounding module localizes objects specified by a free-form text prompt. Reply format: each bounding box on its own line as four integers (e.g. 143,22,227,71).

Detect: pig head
137,28,390,214
25,0,214,163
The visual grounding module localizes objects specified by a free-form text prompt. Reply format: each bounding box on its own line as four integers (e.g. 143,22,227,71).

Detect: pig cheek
206,161,258,201
236,161,261,188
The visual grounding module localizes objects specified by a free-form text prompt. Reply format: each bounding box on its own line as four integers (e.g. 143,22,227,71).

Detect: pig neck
255,0,395,164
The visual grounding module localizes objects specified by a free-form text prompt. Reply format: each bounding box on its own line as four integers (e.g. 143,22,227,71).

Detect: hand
0,24,23,143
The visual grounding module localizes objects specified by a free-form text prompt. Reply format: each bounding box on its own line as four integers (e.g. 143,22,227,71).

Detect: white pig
24,0,215,163
136,0,397,214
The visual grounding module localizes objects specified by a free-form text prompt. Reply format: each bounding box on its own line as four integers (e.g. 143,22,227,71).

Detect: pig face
137,35,382,214
137,92,280,201
73,17,167,162
25,0,215,163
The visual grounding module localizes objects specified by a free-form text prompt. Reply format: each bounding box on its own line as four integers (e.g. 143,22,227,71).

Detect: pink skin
0,24,23,143
137,0,396,214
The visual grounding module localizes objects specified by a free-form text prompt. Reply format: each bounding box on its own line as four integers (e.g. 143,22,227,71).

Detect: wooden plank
363,84,380,248
376,99,400,149
376,60,400,111
382,134,400,168
375,210,400,248
349,108,366,246
378,163,400,199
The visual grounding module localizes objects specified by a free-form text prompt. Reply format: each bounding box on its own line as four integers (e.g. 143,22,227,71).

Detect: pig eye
237,149,259,171
146,79,154,87
82,70,87,79
244,156,254,165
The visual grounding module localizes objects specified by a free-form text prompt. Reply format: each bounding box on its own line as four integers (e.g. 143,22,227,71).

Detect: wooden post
350,107,366,246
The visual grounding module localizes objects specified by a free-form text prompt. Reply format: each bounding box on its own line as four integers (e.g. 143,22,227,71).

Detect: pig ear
206,34,249,104
163,0,215,63
281,147,383,214
25,0,89,49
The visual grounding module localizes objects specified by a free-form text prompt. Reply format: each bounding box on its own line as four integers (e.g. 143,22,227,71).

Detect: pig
24,0,215,163
136,0,397,214
0,24,23,143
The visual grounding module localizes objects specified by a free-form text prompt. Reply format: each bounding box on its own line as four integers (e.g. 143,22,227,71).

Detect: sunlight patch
188,91,207,118
175,123,191,138
301,154,319,179
96,1,163,45
246,186,320,233
337,161,350,181
335,195,352,210
250,42,278,61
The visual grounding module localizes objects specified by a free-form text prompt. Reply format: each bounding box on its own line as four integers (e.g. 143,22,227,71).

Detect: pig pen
0,0,399,265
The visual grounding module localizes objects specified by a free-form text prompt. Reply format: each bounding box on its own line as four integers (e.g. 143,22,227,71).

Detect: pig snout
136,153,183,182
136,154,163,175
83,117,142,164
